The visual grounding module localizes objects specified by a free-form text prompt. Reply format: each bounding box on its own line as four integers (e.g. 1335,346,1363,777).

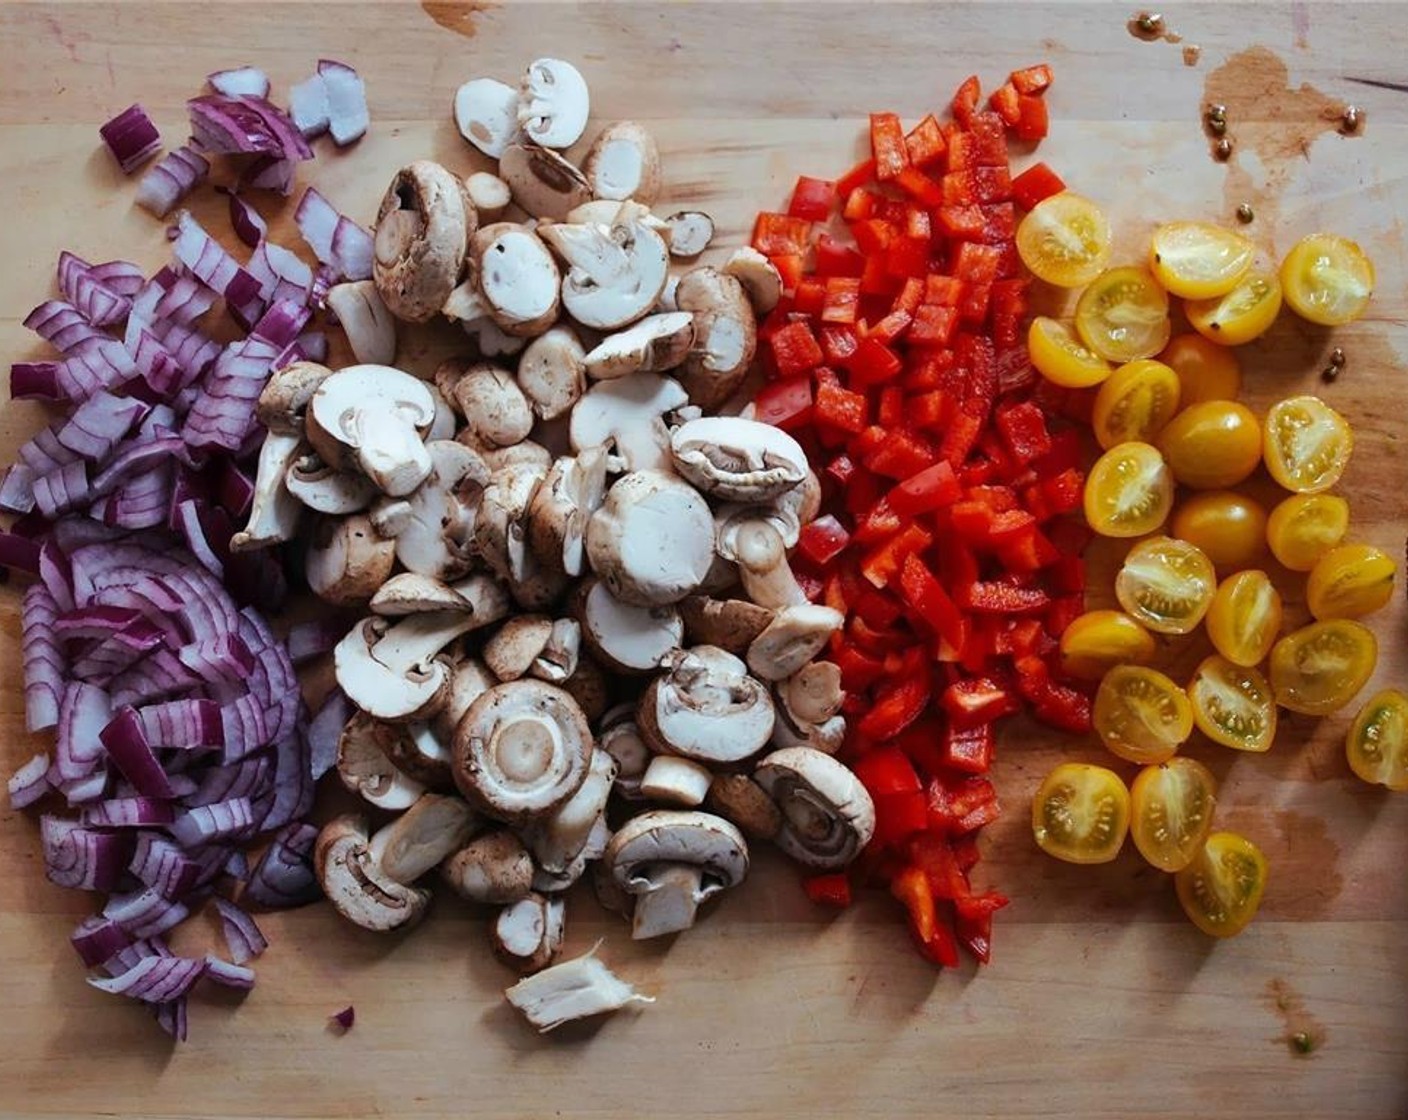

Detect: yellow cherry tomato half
1346,689,1408,792
1032,763,1131,865
1265,493,1350,571
1171,491,1268,572
1092,359,1182,449
1130,757,1219,872
1263,395,1353,494
1269,618,1377,715
1115,535,1217,634
1280,233,1375,326
1016,192,1114,288
1176,831,1269,938
1185,269,1283,347
1188,655,1278,753
1094,665,1194,765
1059,609,1157,681
1156,400,1263,490
1306,543,1396,620
1205,570,1283,667
1149,221,1255,299
1159,333,1243,406
1083,442,1174,539
1028,316,1114,388
1075,266,1172,363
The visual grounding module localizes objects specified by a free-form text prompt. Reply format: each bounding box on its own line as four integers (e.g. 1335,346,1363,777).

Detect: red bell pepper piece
884,237,929,280
769,320,824,377
1014,94,1049,141
951,75,981,126
888,461,961,516
851,497,902,544
1031,678,1094,734
962,580,1050,614
967,112,1009,167
1010,64,1053,95
853,746,922,798
891,865,960,967
836,157,876,197
942,723,995,774
796,514,851,568
1048,554,1086,594
955,910,993,964
996,401,1053,464
942,676,1021,728
813,381,868,433
858,670,931,741
750,377,812,432
898,554,965,651
1046,592,1084,635
895,166,945,208
852,585,903,629
872,790,929,849
815,234,865,278
908,304,958,347
863,428,939,479
835,642,885,692
989,81,1022,127
788,175,837,221
769,252,806,292
752,212,812,257
821,277,861,324
803,873,853,909
1011,161,1066,210
876,385,905,428
904,113,947,169
869,112,909,181
848,337,904,387
909,831,971,900
860,522,932,587
819,323,859,368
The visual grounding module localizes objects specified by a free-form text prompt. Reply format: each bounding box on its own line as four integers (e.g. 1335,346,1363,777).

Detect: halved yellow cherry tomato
1176,831,1269,938
1263,395,1353,494
1149,221,1255,299
1115,535,1217,634
1306,543,1396,620
1280,233,1375,326
1028,316,1114,388
1205,570,1283,667
1185,270,1283,347
1075,267,1172,362
1158,333,1242,406
1016,192,1113,288
1092,359,1181,449
1059,609,1157,681
1269,618,1377,715
1094,665,1194,764
1346,689,1408,791
1265,493,1350,571
1032,762,1131,864
1083,442,1174,539
1171,491,1267,572
1130,757,1218,872
1189,655,1278,752
1156,400,1262,490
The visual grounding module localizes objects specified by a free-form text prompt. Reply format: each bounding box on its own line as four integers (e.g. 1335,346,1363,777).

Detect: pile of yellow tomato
1015,198,1402,939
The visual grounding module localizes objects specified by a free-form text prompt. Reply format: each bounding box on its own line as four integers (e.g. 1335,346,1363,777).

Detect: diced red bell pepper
857,670,931,741
769,252,806,292
836,157,876,197
1046,592,1084,635
996,401,1053,464
869,112,909,181
989,81,1022,127
863,428,939,480
794,278,827,317
835,642,885,692
962,580,1051,614
942,676,1021,729
803,873,853,909
843,187,877,222
797,514,851,568
815,234,865,278
951,75,981,126
895,166,945,208
909,304,958,347
1010,63,1053,95
884,236,930,280
851,585,903,629
940,409,983,467
967,112,1008,167
1014,94,1049,141
1048,553,1086,594
852,497,902,544
904,113,947,168
942,722,995,774
852,218,895,255
1011,161,1066,210
909,830,971,900
873,386,903,430
821,277,861,324
890,865,960,967
898,554,965,651
753,212,813,257
848,337,904,387
859,253,900,297
1031,678,1093,734
769,320,824,377
788,175,837,221
825,453,857,489
924,275,966,306
819,323,859,368
872,789,929,849
752,376,813,432
860,522,932,588
852,745,922,798
888,461,961,516
813,381,868,433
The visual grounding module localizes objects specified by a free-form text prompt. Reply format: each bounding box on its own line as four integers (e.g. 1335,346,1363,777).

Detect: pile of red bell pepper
751,66,1094,967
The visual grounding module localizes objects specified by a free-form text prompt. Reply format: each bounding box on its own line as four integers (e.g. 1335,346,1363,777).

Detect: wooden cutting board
0,3,1405,1117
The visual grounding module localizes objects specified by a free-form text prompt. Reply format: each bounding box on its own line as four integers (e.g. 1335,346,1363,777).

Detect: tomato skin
1016,192,1112,288
1171,491,1267,572
1158,333,1242,406
1115,535,1217,635
1265,493,1350,571
1149,221,1255,299
1092,359,1181,449
1280,233,1375,326
1075,267,1171,363
1083,441,1174,539
1032,762,1130,865
1188,655,1278,752
1306,543,1396,620
1346,689,1408,791
1269,618,1377,716
1205,569,1283,667
1094,665,1194,764
1263,396,1353,494
1028,316,1112,388
1058,609,1156,680
1130,757,1218,872
1185,270,1283,346
1176,831,1269,938
1156,400,1262,490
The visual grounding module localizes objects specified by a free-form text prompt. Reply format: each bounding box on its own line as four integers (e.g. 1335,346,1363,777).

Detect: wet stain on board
1266,978,1327,1057
420,1,496,38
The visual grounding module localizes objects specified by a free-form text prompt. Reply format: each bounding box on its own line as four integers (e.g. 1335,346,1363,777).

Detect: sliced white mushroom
465,171,512,222
453,77,520,159
518,58,590,150
599,706,650,799
670,417,808,502
369,497,413,538
230,431,302,551
337,711,427,811
467,315,530,358
584,120,661,204
746,604,844,682
753,747,876,870
518,325,587,422
771,660,846,755
604,809,748,939
573,577,683,674
492,892,567,974
305,365,436,497
716,518,808,609
712,471,819,552
525,748,617,872
474,462,547,585
638,755,712,807
327,280,397,365
480,440,554,474
565,199,629,226
504,946,650,1031
722,246,783,314
316,815,431,933
446,362,535,450
705,773,783,840
586,470,715,607
677,595,774,655
666,211,715,260
499,142,592,221
484,614,554,681
531,811,610,894
526,450,609,579
306,512,397,606
335,612,479,722
539,215,670,331
657,274,680,312
470,223,561,337
284,452,378,515
530,618,581,683
674,266,758,411
256,361,331,437
395,441,491,581
373,161,475,324
442,830,534,905
583,312,695,380
568,372,688,475
368,793,479,884
449,572,514,630
370,572,471,615
379,719,456,790
637,645,775,764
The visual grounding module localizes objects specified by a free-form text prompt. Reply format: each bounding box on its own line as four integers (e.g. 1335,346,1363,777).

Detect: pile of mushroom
239,57,876,1027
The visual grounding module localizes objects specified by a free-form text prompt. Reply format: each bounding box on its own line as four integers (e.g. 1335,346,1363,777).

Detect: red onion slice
137,697,224,750
224,192,269,248
331,1005,355,1031
203,954,256,989
88,260,145,298
23,584,65,732
100,705,176,798
240,154,297,196
171,212,262,310
57,252,131,327
103,888,192,940
288,73,330,139
294,187,373,280
89,952,206,1002
170,797,256,846
71,914,133,968
56,681,114,781
129,831,203,897
186,95,312,160
243,821,320,910
81,796,175,828
214,896,269,962
288,619,347,667
7,752,52,809
317,59,368,146
41,815,130,891
0,462,39,513
136,145,211,219
99,105,162,174
24,300,107,355
207,67,270,100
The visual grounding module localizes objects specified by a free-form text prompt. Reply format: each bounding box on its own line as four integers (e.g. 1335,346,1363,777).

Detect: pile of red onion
3,60,369,1040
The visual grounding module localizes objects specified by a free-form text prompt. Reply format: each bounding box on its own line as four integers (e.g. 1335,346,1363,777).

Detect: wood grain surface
1,3,1405,1118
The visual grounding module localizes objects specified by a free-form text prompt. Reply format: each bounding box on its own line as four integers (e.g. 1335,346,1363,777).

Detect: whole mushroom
373,161,475,324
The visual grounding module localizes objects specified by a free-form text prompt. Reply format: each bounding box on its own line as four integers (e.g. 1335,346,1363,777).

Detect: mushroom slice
336,612,478,722
674,266,758,411
433,655,498,743
453,77,520,159
526,748,618,872
666,211,715,260
638,645,775,764
327,280,397,365
484,615,554,681
565,199,629,226
337,711,427,810
568,372,688,475
583,312,695,380
746,604,845,682
231,431,303,551
474,463,547,585
306,365,436,497
373,160,474,324
443,830,535,904
492,893,566,974
470,223,561,338
716,518,807,609
540,216,669,331
284,452,378,515
396,441,490,580
605,809,748,939
380,720,456,789
678,595,774,655
257,361,331,436
481,441,554,474
446,362,534,450
530,618,581,683
599,707,650,799
713,471,819,551
370,572,471,616
465,171,511,222
574,578,683,674
306,512,397,606
753,747,876,870
468,316,530,358
518,58,590,150
531,812,610,894
584,120,661,204
499,142,592,221
504,946,650,1031
518,326,587,422
449,572,514,629
452,680,593,824
705,773,782,840
722,246,783,314
316,814,431,933
639,755,712,807
670,417,808,502
368,793,478,884
586,470,715,607
370,496,413,538
528,450,609,578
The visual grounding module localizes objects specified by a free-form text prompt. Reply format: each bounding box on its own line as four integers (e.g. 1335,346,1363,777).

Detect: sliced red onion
221,191,269,248
289,73,330,139
214,896,269,962
136,144,211,219
318,59,369,146
57,252,130,327
104,936,172,974
307,686,351,781
33,461,92,520
287,620,346,668
294,187,373,280
18,423,79,477
186,94,312,160
331,216,374,281
58,770,110,806
204,954,256,990
332,1005,355,1031
150,320,221,384
153,997,189,1041
104,888,192,940
40,539,74,613
174,499,225,578
193,754,271,808
220,694,270,761
250,299,312,349
71,914,132,968
243,821,319,910
10,362,62,402
24,300,106,355
54,605,141,640
8,752,52,810
56,390,150,462
0,463,38,514
177,634,255,688
59,340,143,402
23,584,65,731
89,951,205,1002
208,67,270,99
100,705,176,798
82,796,175,828
153,275,218,327
55,681,113,781
129,831,203,897
262,727,313,831
214,460,255,520
99,466,173,530
172,212,262,311
223,848,249,882
110,646,200,708
170,797,255,847
89,260,145,298
41,815,130,891
240,154,297,196
181,335,281,452
90,434,187,498
99,105,162,173
248,241,314,307
0,530,43,573
298,329,328,362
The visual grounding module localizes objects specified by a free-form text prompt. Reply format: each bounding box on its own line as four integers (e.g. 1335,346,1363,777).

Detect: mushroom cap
285,452,378,515
586,470,716,607
574,577,683,675
583,312,695,381
670,416,809,502
480,440,554,475
306,365,437,497
499,142,592,221
525,748,617,872
753,746,876,870
433,655,498,743
370,572,472,615
256,361,331,436
306,512,397,606
474,462,548,584
637,645,775,763
674,266,758,411
678,595,775,655
722,246,783,314
605,809,748,892
518,325,587,421
583,120,661,204
394,440,490,581
471,226,561,337
745,604,845,682
373,160,474,324
540,217,669,331
449,363,535,449
599,713,650,796
443,830,535,905
315,814,431,932
666,211,716,260
559,651,611,725
783,660,844,724
568,372,688,475
452,679,593,824
492,892,566,974
379,719,456,790
370,497,414,538
518,58,591,150
483,614,555,681
705,773,783,841
336,710,427,810
369,792,479,884
453,77,520,159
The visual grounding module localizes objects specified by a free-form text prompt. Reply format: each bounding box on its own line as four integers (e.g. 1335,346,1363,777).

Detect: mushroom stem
629,863,707,939
730,520,808,609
